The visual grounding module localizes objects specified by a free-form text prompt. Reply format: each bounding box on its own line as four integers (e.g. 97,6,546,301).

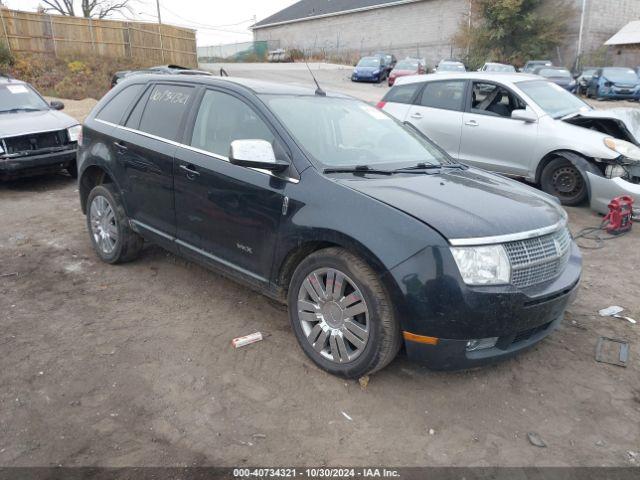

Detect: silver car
380,72,640,216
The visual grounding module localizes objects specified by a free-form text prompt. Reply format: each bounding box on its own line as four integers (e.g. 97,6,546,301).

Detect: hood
335,167,564,241
546,76,572,86
564,108,640,145
390,69,415,77
0,109,78,138
602,73,640,86
355,66,380,73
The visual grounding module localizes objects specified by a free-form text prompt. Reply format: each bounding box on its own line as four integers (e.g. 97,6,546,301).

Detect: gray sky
4,0,295,46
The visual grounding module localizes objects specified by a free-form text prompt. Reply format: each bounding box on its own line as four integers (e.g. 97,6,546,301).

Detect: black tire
540,157,588,206
288,247,401,378
66,160,78,179
86,183,143,264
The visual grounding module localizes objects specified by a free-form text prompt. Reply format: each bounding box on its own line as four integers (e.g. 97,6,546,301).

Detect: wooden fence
0,8,197,67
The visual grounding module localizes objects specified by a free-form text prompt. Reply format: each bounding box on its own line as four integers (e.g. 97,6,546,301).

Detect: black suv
78,75,581,378
0,77,80,180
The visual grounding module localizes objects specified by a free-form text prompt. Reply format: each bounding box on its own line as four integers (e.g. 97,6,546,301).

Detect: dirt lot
1,65,639,467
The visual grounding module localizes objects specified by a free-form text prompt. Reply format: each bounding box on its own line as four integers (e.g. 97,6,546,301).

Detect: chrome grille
504,227,571,288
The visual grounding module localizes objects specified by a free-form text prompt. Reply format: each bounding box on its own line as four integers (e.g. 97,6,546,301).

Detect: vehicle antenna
305,59,326,97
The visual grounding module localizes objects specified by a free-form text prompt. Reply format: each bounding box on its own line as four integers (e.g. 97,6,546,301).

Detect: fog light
466,337,498,352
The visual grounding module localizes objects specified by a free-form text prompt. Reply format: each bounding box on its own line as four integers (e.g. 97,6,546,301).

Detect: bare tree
41,0,132,19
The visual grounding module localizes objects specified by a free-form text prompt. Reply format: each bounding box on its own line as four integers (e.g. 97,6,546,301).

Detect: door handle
465,120,479,127
180,163,200,179
114,140,128,151
410,112,423,119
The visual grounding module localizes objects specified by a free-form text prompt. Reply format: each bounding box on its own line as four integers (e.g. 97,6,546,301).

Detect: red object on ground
603,195,633,234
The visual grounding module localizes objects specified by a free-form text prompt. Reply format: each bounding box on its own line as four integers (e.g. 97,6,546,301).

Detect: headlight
67,125,81,143
604,137,640,161
450,245,511,285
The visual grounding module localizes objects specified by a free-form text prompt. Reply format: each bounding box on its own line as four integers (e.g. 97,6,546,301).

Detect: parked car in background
110,65,212,88
586,67,640,101
435,60,466,73
532,66,577,92
374,52,397,73
522,60,552,73
388,58,425,86
0,77,80,180
78,75,581,377
576,67,597,95
352,56,387,82
380,72,640,216
480,62,516,72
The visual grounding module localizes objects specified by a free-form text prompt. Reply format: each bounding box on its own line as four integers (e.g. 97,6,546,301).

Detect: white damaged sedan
380,72,640,217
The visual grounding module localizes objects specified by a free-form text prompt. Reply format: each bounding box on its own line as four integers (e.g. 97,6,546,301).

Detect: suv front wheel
288,247,401,378
86,184,143,264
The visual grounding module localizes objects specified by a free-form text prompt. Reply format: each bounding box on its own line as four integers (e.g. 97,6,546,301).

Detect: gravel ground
0,64,638,467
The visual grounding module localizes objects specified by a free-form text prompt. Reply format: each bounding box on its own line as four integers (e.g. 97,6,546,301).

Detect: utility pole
576,0,587,70
155,0,164,63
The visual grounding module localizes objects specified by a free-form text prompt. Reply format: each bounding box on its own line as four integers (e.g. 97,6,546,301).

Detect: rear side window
95,84,144,124
190,89,276,158
383,83,421,104
138,84,194,141
419,80,466,111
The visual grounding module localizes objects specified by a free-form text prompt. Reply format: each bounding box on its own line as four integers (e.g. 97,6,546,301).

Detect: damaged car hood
0,110,77,138
336,167,564,241
564,108,640,145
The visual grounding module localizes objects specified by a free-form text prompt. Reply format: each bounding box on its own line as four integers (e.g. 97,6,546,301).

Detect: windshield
262,95,449,168
485,64,515,72
517,80,590,118
0,84,49,113
357,57,380,68
439,63,465,71
538,68,571,78
395,60,419,70
602,68,639,83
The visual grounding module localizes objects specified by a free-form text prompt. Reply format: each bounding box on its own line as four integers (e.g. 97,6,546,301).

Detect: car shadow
0,172,76,193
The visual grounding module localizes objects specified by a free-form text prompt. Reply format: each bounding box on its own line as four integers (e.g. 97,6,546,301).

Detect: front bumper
597,87,640,100
352,73,381,82
0,148,76,180
587,172,640,219
387,242,582,370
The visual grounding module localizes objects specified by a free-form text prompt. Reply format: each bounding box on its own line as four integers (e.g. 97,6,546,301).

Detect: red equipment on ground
603,196,634,235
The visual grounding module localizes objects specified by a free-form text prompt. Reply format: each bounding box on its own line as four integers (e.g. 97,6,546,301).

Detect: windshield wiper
392,162,466,172
0,107,44,114
323,165,393,175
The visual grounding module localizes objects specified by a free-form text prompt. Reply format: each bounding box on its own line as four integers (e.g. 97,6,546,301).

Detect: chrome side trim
175,239,267,283
448,219,567,246
94,119,299,183
130,219,175,241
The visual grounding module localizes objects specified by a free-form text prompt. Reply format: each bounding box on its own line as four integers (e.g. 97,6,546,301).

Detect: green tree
455,0,574,70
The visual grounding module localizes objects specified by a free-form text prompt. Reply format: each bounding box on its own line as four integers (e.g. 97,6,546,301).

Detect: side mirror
229,139,289,172
50,100,64,110
511,109,537,123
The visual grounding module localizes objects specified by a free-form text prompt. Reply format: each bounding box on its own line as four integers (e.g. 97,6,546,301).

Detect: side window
124,87,151,129
383,83,421,104
419,80,466,111
190,89,279,158
138,84,194,141
470,82,525,118
95,84,144,124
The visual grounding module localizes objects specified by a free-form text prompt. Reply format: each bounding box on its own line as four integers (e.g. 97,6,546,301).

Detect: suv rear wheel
540,157,588,206
288,247,401,378
86,184,143,264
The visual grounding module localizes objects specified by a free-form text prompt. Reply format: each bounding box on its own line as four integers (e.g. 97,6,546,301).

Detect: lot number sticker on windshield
7,85,29,94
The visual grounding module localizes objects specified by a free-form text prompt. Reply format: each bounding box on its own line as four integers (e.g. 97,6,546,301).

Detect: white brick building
252,0,640,68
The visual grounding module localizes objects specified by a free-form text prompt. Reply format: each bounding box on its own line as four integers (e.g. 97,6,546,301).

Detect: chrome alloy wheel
89,195,118,255
297,268,370,363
